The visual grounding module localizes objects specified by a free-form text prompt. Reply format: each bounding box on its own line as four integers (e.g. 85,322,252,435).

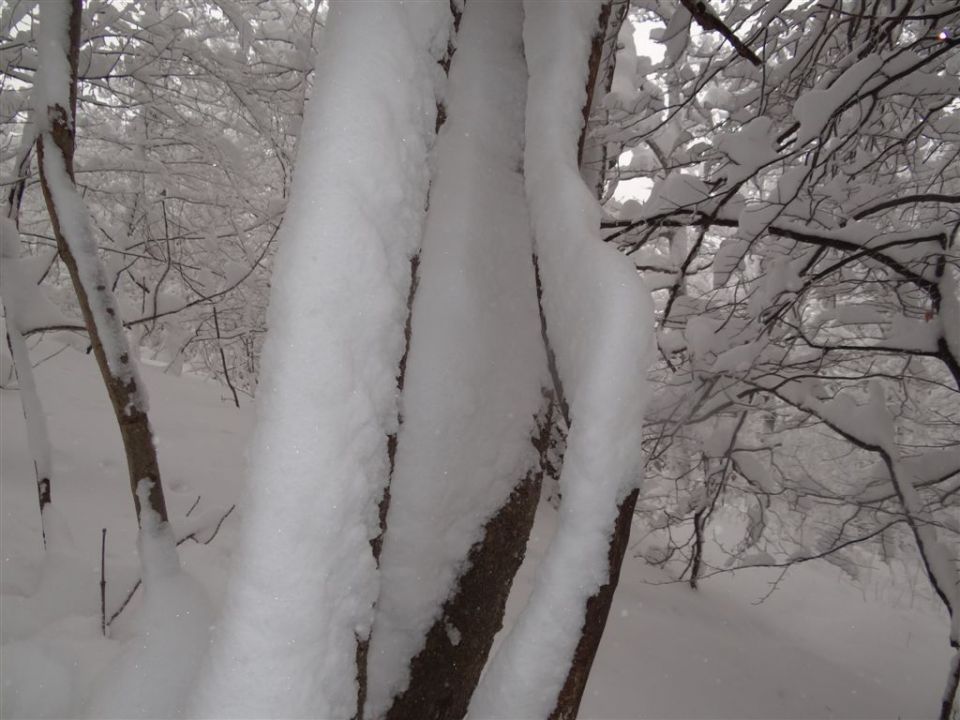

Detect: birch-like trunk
35,0,170,530
2,133,54,546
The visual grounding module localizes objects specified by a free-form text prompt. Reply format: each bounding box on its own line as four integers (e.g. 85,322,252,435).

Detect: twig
213,305,240,408
100,528,107,637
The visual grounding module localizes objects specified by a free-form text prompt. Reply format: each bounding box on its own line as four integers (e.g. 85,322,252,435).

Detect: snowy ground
0,344,951,718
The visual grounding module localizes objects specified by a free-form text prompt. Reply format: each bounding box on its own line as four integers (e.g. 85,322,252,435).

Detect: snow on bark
43,162,143,388
33,0,73,132
363,1,548,714
34,6,202,712
885,459,959,649
468,3,655,718
35,0,170,529
882,436,959,720
793,54,883,146
186,4,437,717
941,255,960,365
0,217,54,538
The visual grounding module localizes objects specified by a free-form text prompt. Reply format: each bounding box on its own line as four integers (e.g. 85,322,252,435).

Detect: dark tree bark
550,489,639,720
384,463,545,720
377,4,556,715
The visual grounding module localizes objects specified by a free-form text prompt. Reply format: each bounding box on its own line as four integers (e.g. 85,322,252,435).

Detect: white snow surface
468,3,655,717
184,3,437,717
793,54,883,146
0,345,951,719
84,487,211,719
33,0,73,131
363,1,547,715
715,116,779,183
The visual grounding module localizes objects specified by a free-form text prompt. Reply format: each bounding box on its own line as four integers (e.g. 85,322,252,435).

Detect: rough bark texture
383,447,545,720
579,0,629,198
36,0,168,526
548,489,639,720
576,0,614,169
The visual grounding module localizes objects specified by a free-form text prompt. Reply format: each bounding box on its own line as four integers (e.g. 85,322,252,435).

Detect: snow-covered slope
0,346,951,718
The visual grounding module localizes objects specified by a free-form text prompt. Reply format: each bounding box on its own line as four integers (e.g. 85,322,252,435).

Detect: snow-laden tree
3,0,959,718
185,1,655,719
2,0,320,399
2,0,317,551
5,1,306,714
597,2,959,715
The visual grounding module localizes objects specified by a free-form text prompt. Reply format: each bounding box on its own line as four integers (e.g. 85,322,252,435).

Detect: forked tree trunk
35,0,169,527
388,3,635,718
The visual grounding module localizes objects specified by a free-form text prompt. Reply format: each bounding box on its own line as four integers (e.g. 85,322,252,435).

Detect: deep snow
0,344,951,718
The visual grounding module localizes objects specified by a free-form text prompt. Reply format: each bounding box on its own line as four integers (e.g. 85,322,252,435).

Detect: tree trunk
373,3,548,716
550,489,639,720
942,649,959,720
358,7,464,717
548,4,637,717
578,0,629,198
35,0,169,527
384,467,544,720
3,134,54,546
2,308,53,541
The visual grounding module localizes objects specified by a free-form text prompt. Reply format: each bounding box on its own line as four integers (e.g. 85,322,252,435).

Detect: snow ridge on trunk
364,1,548,714
0,218,54,534
186,4,437,717
468,3,655,718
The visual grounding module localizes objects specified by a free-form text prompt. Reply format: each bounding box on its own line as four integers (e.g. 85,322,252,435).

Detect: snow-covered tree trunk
186,3,442,716
1,216,53,543
364,3,550,717
551,4,650,714
2,130,54,545
468,3,655,718
578,0,629,200
34,0,170,531
33,7,207,712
